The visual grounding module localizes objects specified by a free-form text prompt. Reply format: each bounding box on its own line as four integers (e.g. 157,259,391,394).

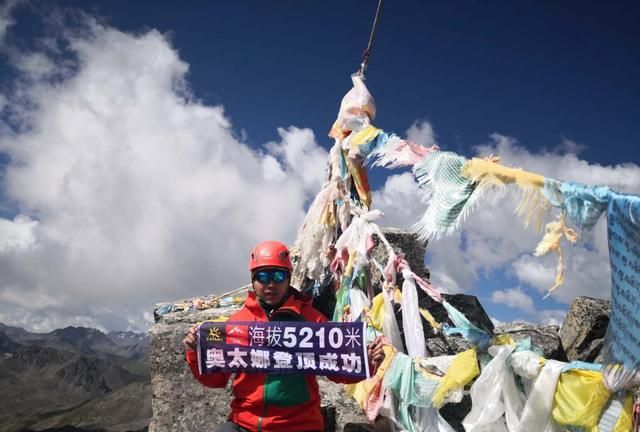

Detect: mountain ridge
0,323,151,432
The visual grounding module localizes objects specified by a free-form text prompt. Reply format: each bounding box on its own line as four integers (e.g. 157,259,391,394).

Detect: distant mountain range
0,323,151,432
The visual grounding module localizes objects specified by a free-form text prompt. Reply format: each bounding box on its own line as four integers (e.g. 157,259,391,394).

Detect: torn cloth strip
462,344,524,432
602,191,640,389
462,157,545,189
364,132,438,168
382,352,455,432
413,151,482,240
533,213,578,297
432,348,480,408
343,153,372,208
517,359,565,432
346,342,397,421
441,300,491,345
541,179,610,231
535,179,609,295
344,125,382,158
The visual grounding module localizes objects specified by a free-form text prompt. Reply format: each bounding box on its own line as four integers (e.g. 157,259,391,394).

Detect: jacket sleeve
185,350,231,388
327,374,366,384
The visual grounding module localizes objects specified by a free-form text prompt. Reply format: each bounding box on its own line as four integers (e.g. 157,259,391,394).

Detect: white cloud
0,215,38,252
265,126,328,193
406,120,437,147
373,172,428,228
538,309,567,327
0,12,325,332
491,287,535,313
0,0,18,45
555,138,586,155
490,316,505,327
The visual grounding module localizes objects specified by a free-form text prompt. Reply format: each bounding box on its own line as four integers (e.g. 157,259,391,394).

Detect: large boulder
559,296,610,362
494,322,566,361
370,228,429,280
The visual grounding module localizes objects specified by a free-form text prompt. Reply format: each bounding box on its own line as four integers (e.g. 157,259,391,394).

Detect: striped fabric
412,151,481,240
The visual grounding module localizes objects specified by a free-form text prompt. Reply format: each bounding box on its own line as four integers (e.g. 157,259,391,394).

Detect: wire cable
357,0,384,77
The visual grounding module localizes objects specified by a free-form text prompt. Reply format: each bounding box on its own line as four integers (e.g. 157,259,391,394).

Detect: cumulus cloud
0,215,38,252
373,173,428,228
555,138,586,155
538,309,567,327
406,120,437,147
491,287,535,313
0,10,326,331
265,127,328,194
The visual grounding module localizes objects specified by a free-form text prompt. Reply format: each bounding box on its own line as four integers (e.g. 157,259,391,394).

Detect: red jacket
186,288,363,432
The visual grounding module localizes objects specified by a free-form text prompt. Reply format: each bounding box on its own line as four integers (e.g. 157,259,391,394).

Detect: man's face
252,268,290,306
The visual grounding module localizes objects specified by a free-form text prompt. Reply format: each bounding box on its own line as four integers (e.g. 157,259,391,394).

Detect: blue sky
82,1,640,162
0,1,638,331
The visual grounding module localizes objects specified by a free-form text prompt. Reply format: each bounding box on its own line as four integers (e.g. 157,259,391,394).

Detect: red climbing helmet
248,240,293,272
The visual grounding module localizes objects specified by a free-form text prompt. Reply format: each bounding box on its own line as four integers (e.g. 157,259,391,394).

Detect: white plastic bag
401,269,425,358
510,351,544,380
463,344,524,432
349,288,371,322
419,355,456,375
516,359,564,432
382,287,404,353
335,74,376,133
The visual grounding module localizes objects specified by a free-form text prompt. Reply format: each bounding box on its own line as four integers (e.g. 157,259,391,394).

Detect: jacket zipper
256,300,301,431
257,306,270,432
257,400,268,432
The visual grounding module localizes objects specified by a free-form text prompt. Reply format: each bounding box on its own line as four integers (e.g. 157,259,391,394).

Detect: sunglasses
254,269,289,284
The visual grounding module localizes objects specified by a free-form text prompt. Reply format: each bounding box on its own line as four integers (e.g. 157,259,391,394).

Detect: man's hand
182,324,198,353
367,335,386,368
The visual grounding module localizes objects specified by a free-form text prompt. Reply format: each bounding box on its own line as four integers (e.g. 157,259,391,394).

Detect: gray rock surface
370,228,429,281
149,317,234,432
559,296,610,362
425,334,474,357
494,322,567,361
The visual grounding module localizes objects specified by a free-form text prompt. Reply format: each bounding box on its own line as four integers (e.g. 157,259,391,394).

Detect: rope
357,0,384,77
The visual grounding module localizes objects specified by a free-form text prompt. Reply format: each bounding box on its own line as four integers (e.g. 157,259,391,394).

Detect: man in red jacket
184,240,384,432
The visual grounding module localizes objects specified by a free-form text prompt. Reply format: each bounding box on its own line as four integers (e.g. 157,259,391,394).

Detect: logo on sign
226,324,249,346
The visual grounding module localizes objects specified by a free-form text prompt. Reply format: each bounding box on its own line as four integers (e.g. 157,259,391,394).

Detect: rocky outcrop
0,327,150,432
494,322,567,361
14,345,73,368
0,331,21,354
55,357,112,395
370,228,430,280
419,293,495,357
559,296,610,362
149,317,237,432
